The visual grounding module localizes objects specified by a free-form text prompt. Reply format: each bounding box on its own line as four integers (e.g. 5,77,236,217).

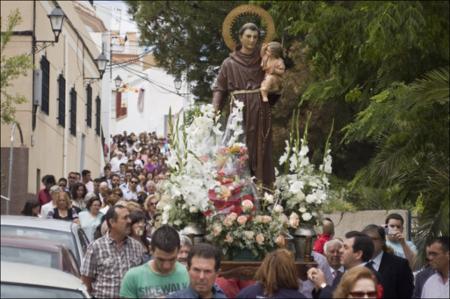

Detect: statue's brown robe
212,46,275,187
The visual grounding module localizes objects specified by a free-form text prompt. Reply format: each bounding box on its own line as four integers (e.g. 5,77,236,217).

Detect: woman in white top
78,196,103,242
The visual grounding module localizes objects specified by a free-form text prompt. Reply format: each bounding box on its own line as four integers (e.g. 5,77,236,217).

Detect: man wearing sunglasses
122,175,139,202
120,225,189,298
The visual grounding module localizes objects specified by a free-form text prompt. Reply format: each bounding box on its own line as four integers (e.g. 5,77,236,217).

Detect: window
69,88,77,136
40,56,50,115
95,96,101,136
115,92,127,118
57,74,65,127
86,84,92,127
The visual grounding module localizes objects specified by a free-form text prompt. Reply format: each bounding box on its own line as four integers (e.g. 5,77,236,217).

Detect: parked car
1,236,80,277
0,216,90,268
1,261,90,298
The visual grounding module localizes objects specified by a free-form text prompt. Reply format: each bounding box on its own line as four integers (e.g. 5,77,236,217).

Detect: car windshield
1,283,85,298
1,246,59,270
1,226,79,262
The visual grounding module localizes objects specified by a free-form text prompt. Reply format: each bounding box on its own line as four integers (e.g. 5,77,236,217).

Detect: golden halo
222,4,276,51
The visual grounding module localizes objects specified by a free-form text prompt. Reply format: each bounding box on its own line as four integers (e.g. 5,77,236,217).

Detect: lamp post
114,75,123,90
32,5,66,53
84,52,109,81
48,6,65,43
174,77,182,93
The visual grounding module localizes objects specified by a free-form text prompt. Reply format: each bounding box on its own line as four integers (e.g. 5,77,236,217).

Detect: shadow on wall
1,147,35,215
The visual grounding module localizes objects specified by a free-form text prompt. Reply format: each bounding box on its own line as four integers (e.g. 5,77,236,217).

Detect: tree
344,67,449,258
1,9,33,124
125,1,246,100
267,1,448,263
268,0,449,177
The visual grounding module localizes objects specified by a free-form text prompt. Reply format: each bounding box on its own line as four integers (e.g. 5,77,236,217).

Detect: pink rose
228,212,238,221
241,199,254,212
225,233,234,243
262,215,272,223
256,233,265,245
212,224,222,236
237,215,248,225
254,215,263,223
223,217,234,227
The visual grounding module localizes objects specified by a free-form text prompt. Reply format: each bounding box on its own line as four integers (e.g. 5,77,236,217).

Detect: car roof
1,236,67,252
1,261,82,289
1,215,76,233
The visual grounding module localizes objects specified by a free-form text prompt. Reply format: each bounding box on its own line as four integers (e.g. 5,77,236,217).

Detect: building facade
1,1,106,214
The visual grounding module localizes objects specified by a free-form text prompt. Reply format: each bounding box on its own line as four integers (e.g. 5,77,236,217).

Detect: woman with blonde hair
47,191,79,224
333,266,381,299
237,249,306,298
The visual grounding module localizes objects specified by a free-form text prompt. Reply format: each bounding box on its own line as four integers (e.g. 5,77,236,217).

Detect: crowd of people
20,130,449,298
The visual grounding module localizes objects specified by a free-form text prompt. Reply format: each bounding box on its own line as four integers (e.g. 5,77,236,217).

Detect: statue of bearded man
213,22,280,189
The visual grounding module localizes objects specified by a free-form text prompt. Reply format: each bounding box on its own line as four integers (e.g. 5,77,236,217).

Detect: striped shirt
80,233,144,298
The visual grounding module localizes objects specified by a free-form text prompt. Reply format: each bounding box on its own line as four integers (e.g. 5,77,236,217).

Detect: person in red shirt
37,175,56,206
313,218,334,255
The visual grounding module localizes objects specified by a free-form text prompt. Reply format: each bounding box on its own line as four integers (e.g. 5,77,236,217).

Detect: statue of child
260,41,285,102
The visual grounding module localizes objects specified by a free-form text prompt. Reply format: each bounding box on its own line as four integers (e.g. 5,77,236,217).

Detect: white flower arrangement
158,102,247,229
274,111,334,226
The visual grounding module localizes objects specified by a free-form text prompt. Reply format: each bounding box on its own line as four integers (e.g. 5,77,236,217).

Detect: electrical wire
121,65,180,95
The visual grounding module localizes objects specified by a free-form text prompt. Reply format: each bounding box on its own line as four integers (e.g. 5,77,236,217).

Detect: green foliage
1,9,33,124
345,67,449,263
267,1,449,259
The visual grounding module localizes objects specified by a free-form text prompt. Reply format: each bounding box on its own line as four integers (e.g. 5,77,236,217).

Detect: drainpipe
63,34,68,176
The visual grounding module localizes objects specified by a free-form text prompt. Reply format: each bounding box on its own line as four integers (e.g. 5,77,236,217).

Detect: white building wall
112,67,185,137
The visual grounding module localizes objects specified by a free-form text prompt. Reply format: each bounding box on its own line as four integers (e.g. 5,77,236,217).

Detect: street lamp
48,6,65,43
84,52,109,81
114,75,123,90
32,5,66,54
174,77,182,93
95,53,109,78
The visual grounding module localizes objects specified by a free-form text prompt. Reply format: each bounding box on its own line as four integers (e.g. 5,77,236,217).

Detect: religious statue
212,22,280,189
260,41,285,102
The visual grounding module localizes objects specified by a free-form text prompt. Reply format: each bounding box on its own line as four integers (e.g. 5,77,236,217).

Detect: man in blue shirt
167,243,227,299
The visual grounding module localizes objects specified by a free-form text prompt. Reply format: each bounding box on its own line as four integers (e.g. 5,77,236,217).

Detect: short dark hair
187,243,221,272
82,169,91,177
239,22,260,38
105,204,126,229
362,224,386,243
428,236,449,252
345,231,374,262
86,196,101,210
42,175,56,185
94,177,103,183
385,213,404,226
58,177,67,184
111,173,120,180
129,210,146,225
151,225,180,252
